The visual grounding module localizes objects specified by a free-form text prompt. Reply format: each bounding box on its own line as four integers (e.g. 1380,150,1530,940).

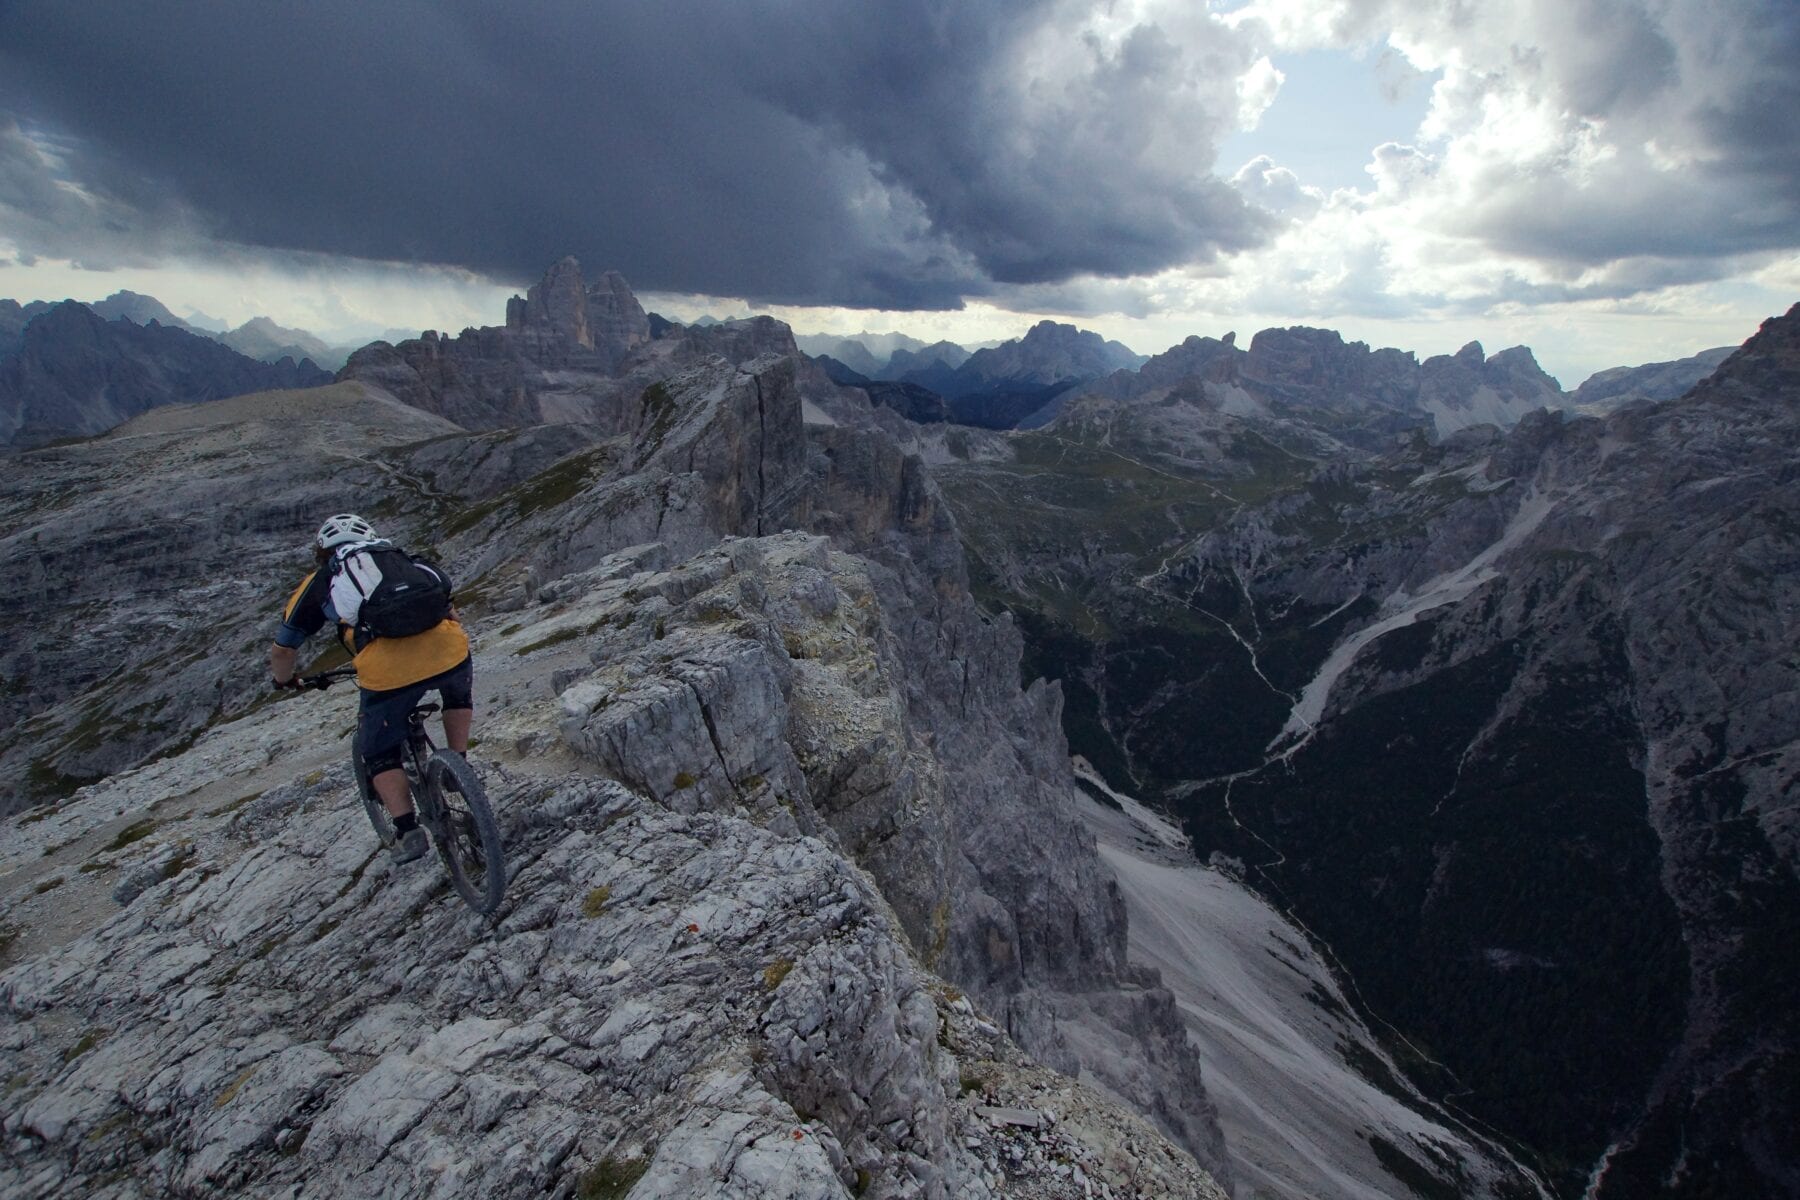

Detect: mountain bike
300,667,507,915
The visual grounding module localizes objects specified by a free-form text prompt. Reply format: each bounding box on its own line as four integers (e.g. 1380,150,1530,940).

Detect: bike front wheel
423,751,506,915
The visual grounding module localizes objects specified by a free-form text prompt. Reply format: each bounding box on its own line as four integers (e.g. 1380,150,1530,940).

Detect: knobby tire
425,751,505,915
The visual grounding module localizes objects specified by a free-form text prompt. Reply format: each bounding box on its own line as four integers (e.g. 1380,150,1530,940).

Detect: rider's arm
272,570,333,684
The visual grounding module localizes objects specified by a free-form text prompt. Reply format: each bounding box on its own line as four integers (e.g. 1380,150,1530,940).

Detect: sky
2,0,1797,387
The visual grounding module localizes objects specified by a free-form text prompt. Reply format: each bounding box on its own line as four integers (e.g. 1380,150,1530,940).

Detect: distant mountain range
2,274,1744,453
0,301,332,447
1,290,369,371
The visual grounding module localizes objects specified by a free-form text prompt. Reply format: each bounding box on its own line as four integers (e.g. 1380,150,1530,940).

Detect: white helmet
315,513,377,551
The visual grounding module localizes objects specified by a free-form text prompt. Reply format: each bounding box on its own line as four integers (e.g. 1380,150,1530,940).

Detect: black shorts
357,656,473,771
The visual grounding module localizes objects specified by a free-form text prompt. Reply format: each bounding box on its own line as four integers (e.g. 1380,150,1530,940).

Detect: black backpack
334,545,453,639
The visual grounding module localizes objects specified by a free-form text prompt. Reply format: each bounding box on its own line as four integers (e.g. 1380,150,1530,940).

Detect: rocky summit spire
523,255,592,349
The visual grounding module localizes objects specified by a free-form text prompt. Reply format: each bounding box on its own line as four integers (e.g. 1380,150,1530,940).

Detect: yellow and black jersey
276,562,469,692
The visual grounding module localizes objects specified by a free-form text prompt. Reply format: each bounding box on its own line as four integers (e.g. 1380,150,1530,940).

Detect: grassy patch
0,925,15,967
65,1028,108,1063
582,885,612,919
763,958,794,990
102,818,159,853
19,803,60,826
34,876,65,895
207,791,263,817
928,898,952,968
515,625,585,655
161,844,197,880
78,861,115,875
577,1156,650,1200
214,1064,259,1109
443,445,614,535
671,771,696,790
640,382,677,448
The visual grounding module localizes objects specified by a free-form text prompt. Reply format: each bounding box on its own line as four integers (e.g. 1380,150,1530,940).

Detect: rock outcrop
0,302,333,448
341,261,786,433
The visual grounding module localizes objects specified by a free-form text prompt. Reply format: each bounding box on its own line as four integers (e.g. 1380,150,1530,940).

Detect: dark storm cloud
0,1,1271,308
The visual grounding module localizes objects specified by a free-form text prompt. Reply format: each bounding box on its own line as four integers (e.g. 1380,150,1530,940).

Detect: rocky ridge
1068,325,1567,448
1570,345,1734,414
1,284,1235,1196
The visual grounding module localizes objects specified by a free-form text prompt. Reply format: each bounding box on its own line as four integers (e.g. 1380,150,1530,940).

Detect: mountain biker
269,514,472,863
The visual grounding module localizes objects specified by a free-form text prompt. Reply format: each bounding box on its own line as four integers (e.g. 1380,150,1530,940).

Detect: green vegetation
160,844,197,880
582,885,612,918
34,876,65,895
102,818,159,853
214,1064,259,1109
639,381,678,448
207,791,263,818
576,1156,650,1200
671,771,697,790
65,1028,107,1063
442,444,616,535
762,958,794,990
927,898,951,968
514,625,587,655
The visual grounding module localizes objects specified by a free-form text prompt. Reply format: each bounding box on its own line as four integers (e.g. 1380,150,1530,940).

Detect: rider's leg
439,658,476,754
372,768,414,817
359,680,425,821
443,708,472,753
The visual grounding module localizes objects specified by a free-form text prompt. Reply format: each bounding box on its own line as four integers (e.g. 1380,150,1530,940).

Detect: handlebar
297,666,357,691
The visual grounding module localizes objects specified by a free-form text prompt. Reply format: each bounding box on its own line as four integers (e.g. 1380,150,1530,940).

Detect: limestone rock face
1415,339,1566,434
586,269,652,359
522,255,593,349
343,261,735,431
1241,326,1420,416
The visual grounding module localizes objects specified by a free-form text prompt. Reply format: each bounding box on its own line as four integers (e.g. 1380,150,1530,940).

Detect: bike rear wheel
423,751,505,914
351,746,397,848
